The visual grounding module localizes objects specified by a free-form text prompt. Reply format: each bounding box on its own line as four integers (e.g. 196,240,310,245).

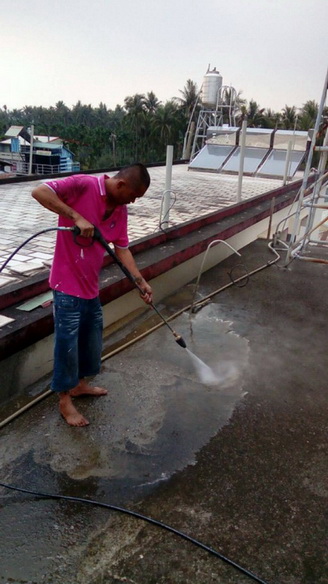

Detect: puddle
0,303,249,582
2,305,248,482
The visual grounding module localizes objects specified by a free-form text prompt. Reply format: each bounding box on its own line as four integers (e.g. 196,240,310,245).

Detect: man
32,163,153,427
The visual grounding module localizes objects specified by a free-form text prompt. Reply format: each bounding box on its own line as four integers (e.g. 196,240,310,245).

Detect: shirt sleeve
44,175,83,204
113,206,129,249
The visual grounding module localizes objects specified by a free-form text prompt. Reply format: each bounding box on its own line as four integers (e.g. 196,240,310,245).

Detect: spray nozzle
174,333,187,348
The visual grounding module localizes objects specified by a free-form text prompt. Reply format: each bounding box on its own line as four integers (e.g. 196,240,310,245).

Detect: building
0,125,80,175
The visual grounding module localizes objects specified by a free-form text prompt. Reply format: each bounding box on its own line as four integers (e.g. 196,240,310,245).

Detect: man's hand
135,277,153,304
114,247,153,304
74,217,95,239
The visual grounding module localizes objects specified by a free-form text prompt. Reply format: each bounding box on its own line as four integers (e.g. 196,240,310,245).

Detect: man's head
106,163,150,205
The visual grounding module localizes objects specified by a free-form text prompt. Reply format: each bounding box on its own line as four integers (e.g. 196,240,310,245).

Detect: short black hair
116,163,150,191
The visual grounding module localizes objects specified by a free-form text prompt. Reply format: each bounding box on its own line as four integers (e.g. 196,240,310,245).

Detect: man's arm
114,246,153,304
32,184,95,237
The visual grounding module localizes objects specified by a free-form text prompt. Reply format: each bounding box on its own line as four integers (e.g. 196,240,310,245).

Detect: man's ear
116,179,126,190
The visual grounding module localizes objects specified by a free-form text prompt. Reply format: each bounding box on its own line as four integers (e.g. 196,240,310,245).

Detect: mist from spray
185,348,238,386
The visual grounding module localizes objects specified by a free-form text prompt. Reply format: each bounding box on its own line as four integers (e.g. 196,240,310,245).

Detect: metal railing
12,160,80,175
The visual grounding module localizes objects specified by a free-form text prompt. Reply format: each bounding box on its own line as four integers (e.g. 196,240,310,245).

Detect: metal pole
300,127,328,245
161,145,174,229
28,122,34,175
237,119,247,203
286,66,328,263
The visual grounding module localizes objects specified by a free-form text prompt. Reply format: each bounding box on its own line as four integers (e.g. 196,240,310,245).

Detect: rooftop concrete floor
0,165,284,294
0,238,327,584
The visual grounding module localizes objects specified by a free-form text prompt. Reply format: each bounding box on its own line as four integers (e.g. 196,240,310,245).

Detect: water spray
84,228,226,385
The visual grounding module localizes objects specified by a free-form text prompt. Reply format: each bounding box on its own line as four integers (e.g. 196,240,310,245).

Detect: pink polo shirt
45,174,129,299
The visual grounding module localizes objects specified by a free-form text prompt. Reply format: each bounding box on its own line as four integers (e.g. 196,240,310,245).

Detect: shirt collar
98,174,109,197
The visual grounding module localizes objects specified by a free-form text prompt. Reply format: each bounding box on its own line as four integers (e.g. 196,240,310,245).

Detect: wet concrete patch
0,304,249,582
45,306,248,481
2,239,328,583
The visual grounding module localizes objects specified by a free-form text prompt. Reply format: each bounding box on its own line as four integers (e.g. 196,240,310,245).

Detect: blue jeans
51,291,103,392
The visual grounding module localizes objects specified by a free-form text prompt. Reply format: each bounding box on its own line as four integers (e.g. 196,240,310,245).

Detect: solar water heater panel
222,147,269,174
189,145,234,170
257,150,305,178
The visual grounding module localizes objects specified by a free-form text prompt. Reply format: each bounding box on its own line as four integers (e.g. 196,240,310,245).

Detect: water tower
202,67,223,109
184,66,237,161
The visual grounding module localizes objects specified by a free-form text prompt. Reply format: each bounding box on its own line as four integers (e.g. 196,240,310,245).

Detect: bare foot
69,380,108,398
59,393,89,427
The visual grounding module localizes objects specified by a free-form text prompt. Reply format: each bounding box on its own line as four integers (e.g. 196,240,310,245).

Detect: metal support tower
189,85,237,161
285,67,328,265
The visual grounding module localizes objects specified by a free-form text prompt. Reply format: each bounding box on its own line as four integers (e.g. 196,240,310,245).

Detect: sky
2,0,328,114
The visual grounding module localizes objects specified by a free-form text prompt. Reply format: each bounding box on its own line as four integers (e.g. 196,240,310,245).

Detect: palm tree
281,105,298,130
151,101,184,158
0,105,9,136
144,92,161,115
298,100,318,130
176,79,200,120
240,100,265,127
124,94,147,159
220,87,246,125
124,94,146,115
55,101,71,126
71,101,95,128
262,108,282,129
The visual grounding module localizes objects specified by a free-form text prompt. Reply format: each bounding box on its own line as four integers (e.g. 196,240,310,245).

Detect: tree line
0,80,325,170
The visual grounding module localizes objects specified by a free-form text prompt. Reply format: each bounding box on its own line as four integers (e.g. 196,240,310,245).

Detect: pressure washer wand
74,226,187,349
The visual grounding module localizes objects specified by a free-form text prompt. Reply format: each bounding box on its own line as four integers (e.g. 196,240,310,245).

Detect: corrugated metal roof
4,126,24,138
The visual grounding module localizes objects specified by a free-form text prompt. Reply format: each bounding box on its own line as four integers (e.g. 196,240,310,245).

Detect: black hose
0,227,72,274
0,481,271,584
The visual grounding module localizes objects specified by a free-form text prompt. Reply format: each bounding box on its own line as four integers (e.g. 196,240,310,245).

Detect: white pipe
161,145,174,229
308,238,328,245
291,242,303,257
191,239,241,310
28,123,34,175
237,120,247,202
282,140,293,185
